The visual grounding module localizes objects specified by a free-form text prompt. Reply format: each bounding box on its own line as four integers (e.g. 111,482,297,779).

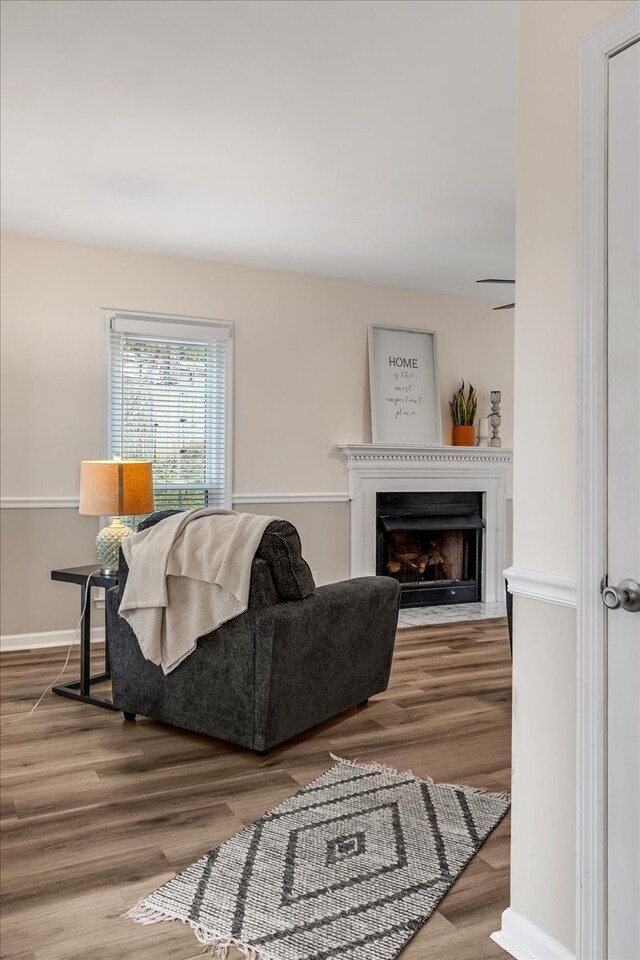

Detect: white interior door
606,39,640,960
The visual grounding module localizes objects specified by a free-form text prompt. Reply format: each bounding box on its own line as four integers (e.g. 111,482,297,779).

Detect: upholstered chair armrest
252,576,400,751
257,520,316,600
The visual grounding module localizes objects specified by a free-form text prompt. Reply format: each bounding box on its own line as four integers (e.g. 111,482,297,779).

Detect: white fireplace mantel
337,443,513,603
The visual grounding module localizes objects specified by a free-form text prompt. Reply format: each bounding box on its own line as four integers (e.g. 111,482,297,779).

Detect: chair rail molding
491,908,575,960
504,567,577,608
577,7,640,959
1,493,350,509
232,492,349,504
1,497,80,509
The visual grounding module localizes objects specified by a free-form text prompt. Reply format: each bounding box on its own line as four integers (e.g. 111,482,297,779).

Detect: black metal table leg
80,582,91,697
104,611,111,676
51,568,119,711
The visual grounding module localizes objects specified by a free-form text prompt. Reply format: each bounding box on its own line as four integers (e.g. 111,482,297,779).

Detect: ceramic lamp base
95,517,132,574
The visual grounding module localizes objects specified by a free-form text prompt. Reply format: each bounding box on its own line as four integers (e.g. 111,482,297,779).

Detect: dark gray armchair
106,511,400,753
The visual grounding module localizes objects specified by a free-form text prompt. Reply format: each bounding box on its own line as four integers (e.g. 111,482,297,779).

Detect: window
104,311,232,512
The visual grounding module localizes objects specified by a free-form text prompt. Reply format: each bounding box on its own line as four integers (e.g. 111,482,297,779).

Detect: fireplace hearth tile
397,601,506,627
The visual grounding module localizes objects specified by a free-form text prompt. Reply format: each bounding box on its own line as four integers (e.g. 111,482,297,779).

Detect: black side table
51,566,119,711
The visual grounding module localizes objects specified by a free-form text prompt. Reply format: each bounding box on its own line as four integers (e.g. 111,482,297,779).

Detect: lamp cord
1,569,102,732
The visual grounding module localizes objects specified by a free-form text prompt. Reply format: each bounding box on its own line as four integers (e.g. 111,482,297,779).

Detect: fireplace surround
337,443,512,605
377,491,483,607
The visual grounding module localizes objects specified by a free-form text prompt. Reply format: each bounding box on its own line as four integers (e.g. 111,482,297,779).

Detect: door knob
602,579,640,612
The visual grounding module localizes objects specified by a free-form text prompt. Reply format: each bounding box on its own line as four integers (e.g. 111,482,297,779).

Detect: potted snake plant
449,380,477,445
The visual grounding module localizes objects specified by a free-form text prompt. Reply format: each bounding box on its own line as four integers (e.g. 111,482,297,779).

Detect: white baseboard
504,566,577,608
0,626,105,652
491,909,575,960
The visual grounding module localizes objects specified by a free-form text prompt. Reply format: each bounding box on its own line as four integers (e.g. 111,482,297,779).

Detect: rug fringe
329,752,428,782
445,782,511,803
329,753,510,803
126,901,284,960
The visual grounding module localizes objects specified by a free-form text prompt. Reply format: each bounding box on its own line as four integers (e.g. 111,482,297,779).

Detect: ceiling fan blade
493,302,515,311
476,278,515,284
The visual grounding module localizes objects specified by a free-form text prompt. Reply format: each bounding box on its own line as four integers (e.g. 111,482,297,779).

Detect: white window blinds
107,313,232,512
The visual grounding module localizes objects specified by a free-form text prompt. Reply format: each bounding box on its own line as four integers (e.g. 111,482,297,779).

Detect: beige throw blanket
119,509,277,674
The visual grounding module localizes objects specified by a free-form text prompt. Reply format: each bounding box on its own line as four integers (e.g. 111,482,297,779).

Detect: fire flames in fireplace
385,530,464,584
376,491,483,606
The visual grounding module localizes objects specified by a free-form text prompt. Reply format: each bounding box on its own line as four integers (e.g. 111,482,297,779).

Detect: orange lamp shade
79,460,154,517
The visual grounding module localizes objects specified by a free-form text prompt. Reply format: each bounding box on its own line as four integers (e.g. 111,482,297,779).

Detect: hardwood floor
0,619,511,960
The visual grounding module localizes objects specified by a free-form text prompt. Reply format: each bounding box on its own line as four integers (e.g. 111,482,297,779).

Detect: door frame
577,7,640,959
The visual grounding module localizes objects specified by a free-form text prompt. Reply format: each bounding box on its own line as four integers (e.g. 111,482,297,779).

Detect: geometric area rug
128,756,510,960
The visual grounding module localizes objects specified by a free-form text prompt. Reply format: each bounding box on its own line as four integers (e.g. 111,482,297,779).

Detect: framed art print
368,324,441,444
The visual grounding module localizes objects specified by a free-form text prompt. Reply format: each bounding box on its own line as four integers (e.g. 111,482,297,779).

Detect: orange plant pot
451,424,475,446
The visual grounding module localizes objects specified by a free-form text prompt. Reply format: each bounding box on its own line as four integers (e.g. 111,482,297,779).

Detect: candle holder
489,391,502,447
476,417,490,447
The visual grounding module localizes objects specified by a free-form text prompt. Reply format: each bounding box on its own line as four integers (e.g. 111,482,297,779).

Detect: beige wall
510,596,577,948
1,233,514,497
514,0,633,578
511,0,634,951
237,501,351,588
0,503,347,637
0,233,513,639
0,508,102,636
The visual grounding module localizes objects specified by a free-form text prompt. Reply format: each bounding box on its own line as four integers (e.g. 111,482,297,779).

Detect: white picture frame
368,324,442,445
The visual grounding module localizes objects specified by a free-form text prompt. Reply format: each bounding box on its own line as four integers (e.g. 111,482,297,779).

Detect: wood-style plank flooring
0,619,511,960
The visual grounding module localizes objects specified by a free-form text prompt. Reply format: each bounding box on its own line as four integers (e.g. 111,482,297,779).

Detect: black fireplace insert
376,491,484,607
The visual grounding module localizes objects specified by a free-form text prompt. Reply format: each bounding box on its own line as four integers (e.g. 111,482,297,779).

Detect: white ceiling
0,0,516,298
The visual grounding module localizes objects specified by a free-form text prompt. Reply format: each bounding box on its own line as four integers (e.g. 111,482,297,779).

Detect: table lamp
79,459,154,574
